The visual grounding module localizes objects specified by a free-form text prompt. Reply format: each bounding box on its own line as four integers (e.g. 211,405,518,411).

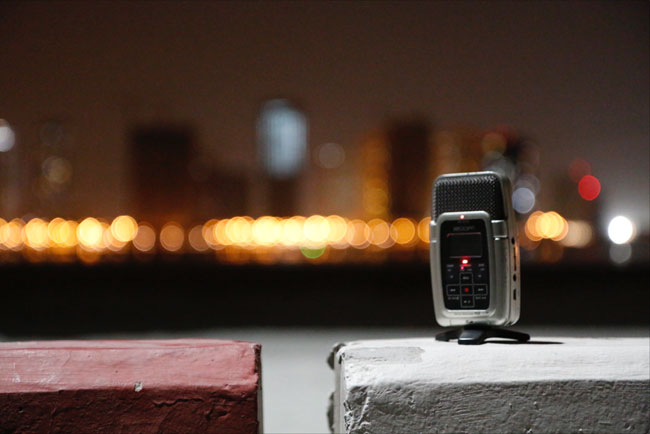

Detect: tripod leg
438,326,530,344
485,327,530,343
435,328,463,342
457,328,489,345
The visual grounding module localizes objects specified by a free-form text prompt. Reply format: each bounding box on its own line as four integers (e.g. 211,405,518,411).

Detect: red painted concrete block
0,339,261,433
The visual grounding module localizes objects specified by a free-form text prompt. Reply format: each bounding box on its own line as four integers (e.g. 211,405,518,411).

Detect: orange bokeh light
160,222,184,252
133,223,156,252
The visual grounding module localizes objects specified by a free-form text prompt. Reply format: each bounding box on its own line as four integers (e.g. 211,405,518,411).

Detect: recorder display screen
447,232,483,258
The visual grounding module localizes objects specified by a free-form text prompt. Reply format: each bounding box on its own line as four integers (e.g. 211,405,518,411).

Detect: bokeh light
0,219,5,244
609,243,632,265
0,119,16,152
514,173,540,195
252,216,281,246
512,187,536,214
559,220,593,248
133,223,156,252
346,219,370,249
525,211,544,241
607,216,635,245
42,156,73,186
281,216,305,247
214,219,230,246
1,209,637,264
225,217,253,246
160,222,185,252
202,219,220,249
77,218,105,250
367,218,392,247
578,175,601,201
47,218,78,248
480,131,507,154
103,225,127,252
326,215,348,247
110,215,138,243
526,211,568,241
392,218,416,246
417,217,431,243
0,219,25,250
24,218,50,250
303,215,330,247
363,187,389,217
316,142,345,169
300,245,326,259
188,225,209,252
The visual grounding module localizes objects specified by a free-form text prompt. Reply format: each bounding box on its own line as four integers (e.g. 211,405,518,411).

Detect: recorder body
430,171,520,327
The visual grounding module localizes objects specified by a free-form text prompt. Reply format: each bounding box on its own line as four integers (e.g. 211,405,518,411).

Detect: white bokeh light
609,243,632,264
607,216,635,245
512,187,536,214
257,99,307,178
0,120,16,152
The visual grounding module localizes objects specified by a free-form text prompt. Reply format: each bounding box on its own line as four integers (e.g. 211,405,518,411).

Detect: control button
445,295,460,309
474,295,489,309
462,285,473,295
477,262,486,269
460,273,473,283
461,296,475,308
444,270,458,282
474,270,488,282
446,285,460,296
444,263,458,282
474,284,488,295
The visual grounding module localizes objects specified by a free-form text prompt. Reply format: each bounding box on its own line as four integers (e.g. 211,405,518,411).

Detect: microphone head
433,172,506,221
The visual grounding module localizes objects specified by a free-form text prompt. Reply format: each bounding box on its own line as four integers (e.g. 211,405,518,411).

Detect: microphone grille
433,173,506,220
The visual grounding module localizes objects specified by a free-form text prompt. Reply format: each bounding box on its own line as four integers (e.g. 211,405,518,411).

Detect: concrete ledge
0,339,261,433
330,337,649,433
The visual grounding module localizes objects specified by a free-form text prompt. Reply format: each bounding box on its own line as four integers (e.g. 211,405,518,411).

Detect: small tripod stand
435,324,530,345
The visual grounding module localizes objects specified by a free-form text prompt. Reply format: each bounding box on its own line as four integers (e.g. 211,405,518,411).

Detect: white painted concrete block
330,337,649,433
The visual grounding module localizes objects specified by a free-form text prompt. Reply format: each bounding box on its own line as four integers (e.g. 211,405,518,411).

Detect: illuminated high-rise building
257,99,307,217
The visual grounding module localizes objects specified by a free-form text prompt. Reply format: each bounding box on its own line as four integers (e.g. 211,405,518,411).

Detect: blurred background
1,1,648,432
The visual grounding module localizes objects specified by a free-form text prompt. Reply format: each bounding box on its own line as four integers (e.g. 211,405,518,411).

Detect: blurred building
130,124,196,227
386,119,432,218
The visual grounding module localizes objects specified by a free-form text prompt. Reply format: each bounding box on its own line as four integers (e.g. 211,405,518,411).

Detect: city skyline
0,1,648,235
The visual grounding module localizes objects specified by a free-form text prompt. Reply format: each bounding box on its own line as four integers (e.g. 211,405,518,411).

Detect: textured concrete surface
2,327,646,433
0,339,261,433
331,337,650,433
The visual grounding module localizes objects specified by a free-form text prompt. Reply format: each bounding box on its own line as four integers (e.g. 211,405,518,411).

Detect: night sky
0,1,647,232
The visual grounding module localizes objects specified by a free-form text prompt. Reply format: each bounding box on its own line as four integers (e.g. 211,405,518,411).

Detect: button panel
439,218,490,311
442,261,489,310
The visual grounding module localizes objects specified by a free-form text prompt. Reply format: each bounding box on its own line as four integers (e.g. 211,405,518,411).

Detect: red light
461,258,469,265
460,214,465,220
578,175,601,201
